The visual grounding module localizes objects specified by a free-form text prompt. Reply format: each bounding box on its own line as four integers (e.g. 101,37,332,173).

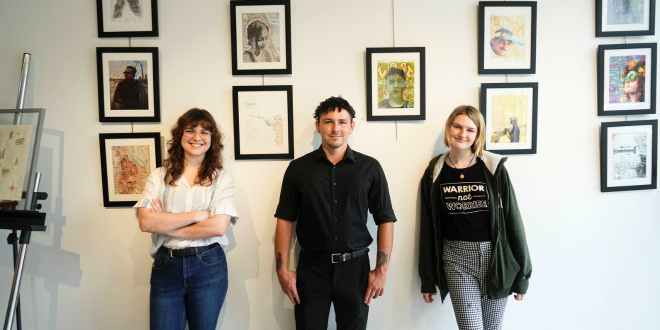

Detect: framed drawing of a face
480,82,538,155
596,0,656,37
96,0,159,38
600,120,657,192
99,133,162,207
230,0,292,75
478,1,537,74
598,43,656,116
366,47,426,121
96,47,161,122
232,85,294,160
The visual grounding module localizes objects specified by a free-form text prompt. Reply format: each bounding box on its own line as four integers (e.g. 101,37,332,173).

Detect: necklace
447,153,476,179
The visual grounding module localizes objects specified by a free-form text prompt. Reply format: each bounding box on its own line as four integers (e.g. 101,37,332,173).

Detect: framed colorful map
232,85,293,160
99,132,161,207
480,82,539,155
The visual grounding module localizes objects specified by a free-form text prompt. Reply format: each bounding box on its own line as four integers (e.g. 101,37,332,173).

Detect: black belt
304,248,369,263
158,243,219,258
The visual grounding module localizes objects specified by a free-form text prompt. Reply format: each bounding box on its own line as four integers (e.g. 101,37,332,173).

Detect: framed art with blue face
366,47,426,121
478,1,537,74
598,43,657,116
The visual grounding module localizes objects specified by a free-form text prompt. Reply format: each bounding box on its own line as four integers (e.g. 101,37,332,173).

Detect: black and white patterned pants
443,239,507,330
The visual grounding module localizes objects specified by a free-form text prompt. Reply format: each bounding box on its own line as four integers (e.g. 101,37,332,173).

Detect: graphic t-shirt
438,160,491,242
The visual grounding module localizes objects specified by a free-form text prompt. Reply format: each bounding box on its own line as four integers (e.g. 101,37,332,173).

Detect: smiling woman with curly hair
620,59,646,103
134,108,239,330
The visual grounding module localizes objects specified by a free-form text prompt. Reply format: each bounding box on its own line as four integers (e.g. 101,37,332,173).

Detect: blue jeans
150,244,228,330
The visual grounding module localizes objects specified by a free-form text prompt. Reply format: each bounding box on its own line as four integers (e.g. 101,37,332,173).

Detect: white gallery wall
0,0,659,329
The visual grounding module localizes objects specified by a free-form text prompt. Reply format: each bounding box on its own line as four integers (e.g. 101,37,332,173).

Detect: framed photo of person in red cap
478,1,537,74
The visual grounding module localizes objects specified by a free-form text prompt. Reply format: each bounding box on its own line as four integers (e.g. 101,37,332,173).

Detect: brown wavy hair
163,108,224,186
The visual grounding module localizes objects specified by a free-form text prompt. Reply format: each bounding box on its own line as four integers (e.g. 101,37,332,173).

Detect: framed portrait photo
96,47,160,122
600,120,657,192
480,82,538,155
598,43,656,116
99,133,162,207
596,0,655,37
366,47,426,121
230,0,292,75
96,0,159,38
232,85,294,160
478,1,537,74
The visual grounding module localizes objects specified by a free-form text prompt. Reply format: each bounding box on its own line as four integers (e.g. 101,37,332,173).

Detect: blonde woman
418,105,531,330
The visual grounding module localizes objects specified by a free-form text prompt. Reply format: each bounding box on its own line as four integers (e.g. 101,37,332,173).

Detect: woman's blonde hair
443,105,486,156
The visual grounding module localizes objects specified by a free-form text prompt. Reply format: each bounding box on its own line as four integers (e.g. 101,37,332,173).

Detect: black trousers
295,250,370,330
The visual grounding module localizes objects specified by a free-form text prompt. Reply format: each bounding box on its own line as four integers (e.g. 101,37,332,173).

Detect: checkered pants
443,239,507,330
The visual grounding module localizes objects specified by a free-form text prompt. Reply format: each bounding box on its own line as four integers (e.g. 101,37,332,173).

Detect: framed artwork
600,120,657,192
596,0,655,37
96,47,160,122
598,43,656,116
480,82,538,155
478,1,537,74
366,47,426,121
99,133,161,207
230,0,292,75
96,0,159,38
232,85,294,160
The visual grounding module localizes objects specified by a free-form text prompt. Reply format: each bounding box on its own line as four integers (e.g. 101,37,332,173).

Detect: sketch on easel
0,125,33,201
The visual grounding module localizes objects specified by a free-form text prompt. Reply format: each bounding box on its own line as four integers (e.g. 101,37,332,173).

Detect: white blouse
133,167,239,257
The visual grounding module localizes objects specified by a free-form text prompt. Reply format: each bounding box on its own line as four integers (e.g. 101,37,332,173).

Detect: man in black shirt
274,96,396,330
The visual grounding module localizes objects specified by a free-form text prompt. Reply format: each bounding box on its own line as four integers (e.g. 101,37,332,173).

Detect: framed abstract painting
596,0,655,37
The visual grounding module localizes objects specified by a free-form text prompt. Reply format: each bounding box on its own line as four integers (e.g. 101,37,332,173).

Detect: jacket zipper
431,178,444,296
486,175,502,298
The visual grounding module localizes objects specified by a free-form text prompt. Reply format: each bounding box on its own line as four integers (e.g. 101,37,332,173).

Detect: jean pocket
199,246,225,267
152,255,167,270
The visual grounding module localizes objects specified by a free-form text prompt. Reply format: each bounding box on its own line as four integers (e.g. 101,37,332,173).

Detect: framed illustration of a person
378,68,413,109
243,18,276,63
620,59,646,103
489,28,524,58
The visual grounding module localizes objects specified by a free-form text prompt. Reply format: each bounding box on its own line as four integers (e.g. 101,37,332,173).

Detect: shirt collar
313,145,356,163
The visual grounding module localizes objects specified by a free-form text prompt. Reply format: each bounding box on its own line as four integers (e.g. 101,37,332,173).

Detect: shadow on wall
0,128,83,330
218,181,260,330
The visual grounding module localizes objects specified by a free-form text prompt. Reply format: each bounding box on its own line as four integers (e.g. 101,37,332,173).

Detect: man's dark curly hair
313,96,356,122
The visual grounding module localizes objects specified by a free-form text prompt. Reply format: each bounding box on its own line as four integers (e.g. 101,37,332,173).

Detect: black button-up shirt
275,145,397,253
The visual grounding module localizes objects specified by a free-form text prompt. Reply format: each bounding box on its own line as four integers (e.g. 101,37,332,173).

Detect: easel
1,53,48,330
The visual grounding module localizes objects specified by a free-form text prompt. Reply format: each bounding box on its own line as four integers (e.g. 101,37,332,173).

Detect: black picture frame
232,85,294,160
96,0,159,38
600,120,658,192
366,47,426,121
230,0,292,75
96,47,161,122
478,1,537,74
480,82,538,155
99,132,162,207
596,0,655,37
597,43,656,116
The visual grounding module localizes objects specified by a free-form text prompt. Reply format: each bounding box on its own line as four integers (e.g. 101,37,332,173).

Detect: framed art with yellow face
366,47,426,121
